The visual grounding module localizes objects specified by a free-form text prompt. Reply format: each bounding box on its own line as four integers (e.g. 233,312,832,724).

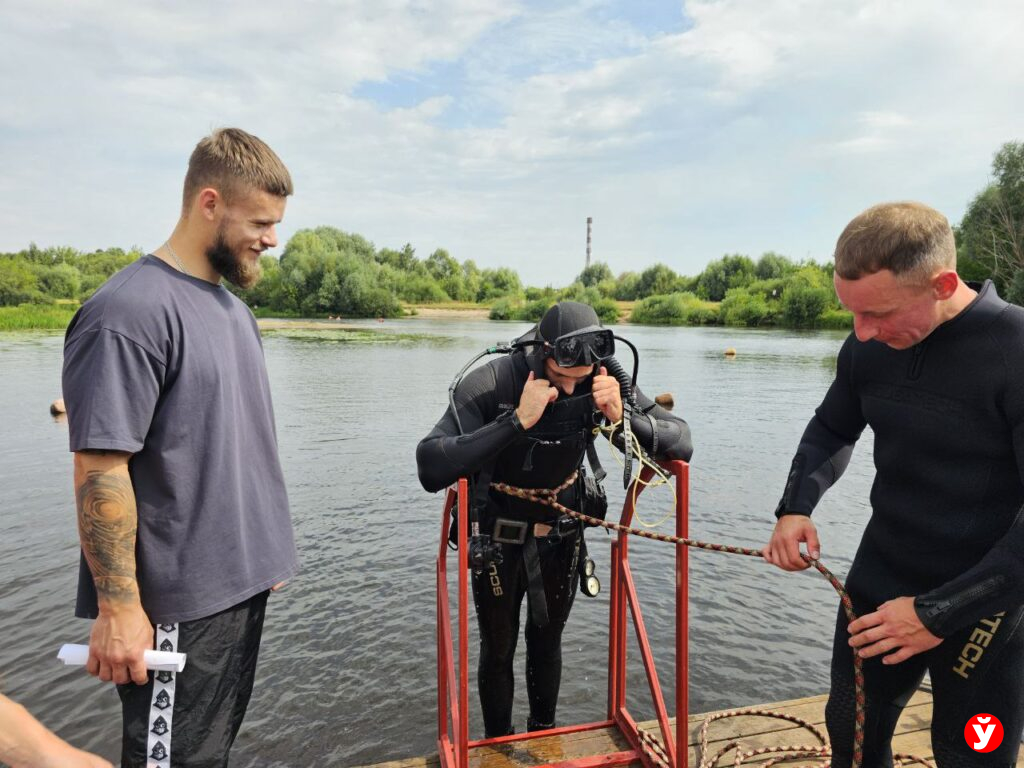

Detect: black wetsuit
776,281,1024,767
418,349,692,736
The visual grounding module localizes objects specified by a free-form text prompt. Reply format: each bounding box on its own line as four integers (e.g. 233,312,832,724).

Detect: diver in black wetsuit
417,301,692,737
763,202,1024,768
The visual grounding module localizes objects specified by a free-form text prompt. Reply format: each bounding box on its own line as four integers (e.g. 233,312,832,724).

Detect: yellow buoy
724,348,737,357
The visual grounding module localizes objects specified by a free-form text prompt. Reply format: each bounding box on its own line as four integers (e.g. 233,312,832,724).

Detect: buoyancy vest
475,350,602,525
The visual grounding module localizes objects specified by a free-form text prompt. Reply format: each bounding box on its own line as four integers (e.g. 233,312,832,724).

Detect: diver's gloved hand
592,366,623,423
516,371,558,429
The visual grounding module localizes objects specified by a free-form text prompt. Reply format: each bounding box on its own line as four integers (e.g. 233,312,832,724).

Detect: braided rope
489,477,905,768
637,686,934,768
637,724,672,767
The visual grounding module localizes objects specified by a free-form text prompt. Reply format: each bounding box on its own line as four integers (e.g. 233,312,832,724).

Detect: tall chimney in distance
586,216,592,269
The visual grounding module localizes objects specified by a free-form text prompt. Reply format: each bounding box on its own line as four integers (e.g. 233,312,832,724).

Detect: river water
0,318,875,766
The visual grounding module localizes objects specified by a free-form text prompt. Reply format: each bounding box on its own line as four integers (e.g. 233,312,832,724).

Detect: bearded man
61,128,298,767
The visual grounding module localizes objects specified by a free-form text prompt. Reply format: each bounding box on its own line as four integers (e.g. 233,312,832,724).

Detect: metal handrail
436,461,690,768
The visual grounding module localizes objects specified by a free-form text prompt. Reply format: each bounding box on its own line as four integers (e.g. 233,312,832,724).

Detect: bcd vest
477,351,601,525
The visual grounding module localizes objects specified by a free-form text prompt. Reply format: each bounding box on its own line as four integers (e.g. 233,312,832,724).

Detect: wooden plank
362,689,1024,768
364,754,437,768
471,728,633,768
359,728,633,768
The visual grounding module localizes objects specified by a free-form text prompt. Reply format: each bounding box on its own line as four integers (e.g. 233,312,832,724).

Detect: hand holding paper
57,644,186,673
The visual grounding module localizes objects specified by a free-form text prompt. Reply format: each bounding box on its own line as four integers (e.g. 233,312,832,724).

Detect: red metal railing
436,460,690,768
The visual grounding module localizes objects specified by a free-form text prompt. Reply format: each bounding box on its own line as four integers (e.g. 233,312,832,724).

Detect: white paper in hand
57,643,187,672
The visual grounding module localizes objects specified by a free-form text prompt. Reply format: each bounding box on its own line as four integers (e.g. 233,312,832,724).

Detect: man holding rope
763,201,1024,767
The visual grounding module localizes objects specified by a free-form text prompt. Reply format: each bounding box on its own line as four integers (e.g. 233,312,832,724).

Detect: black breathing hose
602,354,638,488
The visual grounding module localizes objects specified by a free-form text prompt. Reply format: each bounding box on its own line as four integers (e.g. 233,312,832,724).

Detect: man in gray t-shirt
62,128,297,768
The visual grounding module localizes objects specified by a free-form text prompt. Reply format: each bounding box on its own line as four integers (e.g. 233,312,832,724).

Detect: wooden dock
360,688,1023,768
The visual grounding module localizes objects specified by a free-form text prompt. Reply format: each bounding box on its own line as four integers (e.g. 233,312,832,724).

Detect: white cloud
1,0,1023,284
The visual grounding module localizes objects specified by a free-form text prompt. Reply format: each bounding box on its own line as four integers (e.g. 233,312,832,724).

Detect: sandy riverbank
256,305,490,330
406,305,490,319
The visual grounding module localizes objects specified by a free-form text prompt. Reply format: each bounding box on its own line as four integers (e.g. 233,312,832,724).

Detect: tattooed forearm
76,469,139,604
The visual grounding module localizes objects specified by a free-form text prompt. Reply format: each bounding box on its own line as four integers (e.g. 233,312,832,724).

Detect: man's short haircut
182,128,293,211
834,201,956,284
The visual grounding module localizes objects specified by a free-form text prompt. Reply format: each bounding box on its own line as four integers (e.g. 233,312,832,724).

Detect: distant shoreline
255,304,490,331
405,305,490,319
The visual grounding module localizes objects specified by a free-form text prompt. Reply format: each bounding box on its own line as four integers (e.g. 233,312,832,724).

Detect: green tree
695,254,756,301
720,287,772,326
959,141,1024,292
316,269,342,312
525,285,558,302
462,260,482,303
75,247,141,299
557,284,619,323
477,267,522,301
576,261,613,288
398,274,449,303
0,258,40,305
613,271,640,300
36,263,81,299
377,243,418,272
781,267,834,326
425,248,467,300
1008,270,1024,306
755,252,796,280
425,248,458,280
636,264,680,298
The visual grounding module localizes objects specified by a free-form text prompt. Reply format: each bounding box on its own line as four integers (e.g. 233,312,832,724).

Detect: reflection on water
0,320,873,766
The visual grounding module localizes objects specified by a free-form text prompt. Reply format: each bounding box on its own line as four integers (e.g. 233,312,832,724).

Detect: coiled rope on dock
491,470,936,768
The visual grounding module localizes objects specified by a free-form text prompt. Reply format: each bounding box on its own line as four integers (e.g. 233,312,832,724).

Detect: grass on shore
0,303,79,331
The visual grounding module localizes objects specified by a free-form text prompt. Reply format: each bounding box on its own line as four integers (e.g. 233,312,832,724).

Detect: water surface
0,319,875,766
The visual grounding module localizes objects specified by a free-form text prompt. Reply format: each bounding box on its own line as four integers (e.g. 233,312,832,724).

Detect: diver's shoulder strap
494,351,529,414
462,356,523,531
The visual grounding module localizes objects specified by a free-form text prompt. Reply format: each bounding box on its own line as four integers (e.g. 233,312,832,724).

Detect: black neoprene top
417,350,693,508
776,281,1024,636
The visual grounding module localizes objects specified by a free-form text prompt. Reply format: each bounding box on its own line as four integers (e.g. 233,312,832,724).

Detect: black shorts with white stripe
117,591,270,768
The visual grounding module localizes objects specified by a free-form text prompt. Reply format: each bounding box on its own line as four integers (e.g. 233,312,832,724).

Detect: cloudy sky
1,0,1022,284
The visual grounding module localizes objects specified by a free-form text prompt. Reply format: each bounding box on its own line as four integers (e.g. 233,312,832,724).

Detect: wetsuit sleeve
775,335,866,517
913,334,1024,637
416,362,520,493
617,386,693,462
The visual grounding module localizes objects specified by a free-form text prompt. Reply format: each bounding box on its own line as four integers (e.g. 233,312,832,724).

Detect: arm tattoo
76,470,139,603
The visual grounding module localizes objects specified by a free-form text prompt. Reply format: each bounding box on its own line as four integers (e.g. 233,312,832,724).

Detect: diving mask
543,326,615,368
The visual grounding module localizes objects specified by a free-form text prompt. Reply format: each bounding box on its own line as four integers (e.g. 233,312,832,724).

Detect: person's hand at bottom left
0,693,113,768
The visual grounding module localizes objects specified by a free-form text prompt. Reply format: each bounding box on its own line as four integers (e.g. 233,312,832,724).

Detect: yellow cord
594,420,676,528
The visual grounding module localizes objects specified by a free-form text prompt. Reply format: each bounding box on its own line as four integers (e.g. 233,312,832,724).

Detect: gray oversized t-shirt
63,255,297,624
